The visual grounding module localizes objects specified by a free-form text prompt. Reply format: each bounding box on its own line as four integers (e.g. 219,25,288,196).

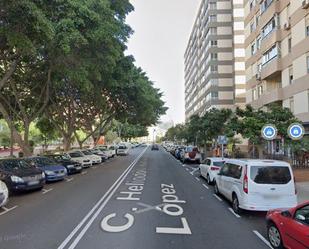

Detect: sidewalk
293,169,309,203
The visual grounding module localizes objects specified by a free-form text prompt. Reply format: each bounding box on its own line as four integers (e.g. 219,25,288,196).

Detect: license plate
28,180,39,186
263,195,279,200
76,167,82,170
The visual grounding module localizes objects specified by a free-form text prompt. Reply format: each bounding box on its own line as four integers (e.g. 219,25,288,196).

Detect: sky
126,0,201,124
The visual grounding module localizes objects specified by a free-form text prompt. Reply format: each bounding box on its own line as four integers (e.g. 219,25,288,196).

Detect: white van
214,159,297,214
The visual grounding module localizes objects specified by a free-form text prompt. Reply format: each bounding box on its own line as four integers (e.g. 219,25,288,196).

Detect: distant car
151,144,159,150
108,146,117,157
117,145,129,155
96,146,113,159
26,157,67,182
0,159,45,192
266,201,309,249
80,150,102,164
199,157,225,185
65,151,92,168
214,159,298,214
0,180,9,207
45,154,82,174
181,146,201,164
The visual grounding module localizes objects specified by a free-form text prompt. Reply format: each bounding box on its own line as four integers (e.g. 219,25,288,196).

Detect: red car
266,201,309,249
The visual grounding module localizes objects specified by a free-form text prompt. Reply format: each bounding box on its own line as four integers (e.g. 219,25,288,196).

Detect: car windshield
213,161,225,167
118,146,127,149
250,166,292,184
36,157,56,165
1,159,33,170
82,151,92,155
69,152,83,158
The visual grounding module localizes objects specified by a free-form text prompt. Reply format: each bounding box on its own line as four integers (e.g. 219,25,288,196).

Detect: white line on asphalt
0,205,18,216
81,171,88,175
42,188,53,194
92,166,97,169
57,147,148,249
182,164,185,167
66,178,74,182
202,184,209,189
228,208,241,218
213,194,223,202
195,177,200,181
185,168,189,171
253,230,273,249
191,168,199,175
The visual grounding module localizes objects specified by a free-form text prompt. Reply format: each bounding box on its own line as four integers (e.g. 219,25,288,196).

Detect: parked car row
0,144,132,209
199,157,307,249
164,144,202,164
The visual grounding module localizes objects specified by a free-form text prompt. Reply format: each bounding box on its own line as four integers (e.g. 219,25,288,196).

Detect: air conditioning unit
256,73,261,81
283,22,291,30
302,0,309,9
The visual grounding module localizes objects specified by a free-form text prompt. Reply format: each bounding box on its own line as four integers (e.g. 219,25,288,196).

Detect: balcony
261,57,282,80
250,87,283,109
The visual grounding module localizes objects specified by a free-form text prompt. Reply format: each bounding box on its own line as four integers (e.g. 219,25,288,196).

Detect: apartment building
184,0,246,120
245,0,309,132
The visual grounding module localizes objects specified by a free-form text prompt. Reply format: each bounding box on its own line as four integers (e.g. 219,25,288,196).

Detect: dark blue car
26,157,67,182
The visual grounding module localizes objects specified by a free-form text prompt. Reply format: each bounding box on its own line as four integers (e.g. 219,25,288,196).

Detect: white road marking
253,230,273,249
182,164,185,167
195,177,200,181
66,177,74,182
92,166,97,169
156,218,192,235
191,168,199,175
185,168,189,171
42,188,53,194
0,205,18,216
81,171,88,175
228,208,241,218
135,202,165,214
202,184,209,189
57,147,148,249
213,194,223,202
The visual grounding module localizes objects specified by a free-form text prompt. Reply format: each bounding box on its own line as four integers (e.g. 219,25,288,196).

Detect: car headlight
67,165,74,168
63,169,67,175
45,170,55,175
10,175,24,183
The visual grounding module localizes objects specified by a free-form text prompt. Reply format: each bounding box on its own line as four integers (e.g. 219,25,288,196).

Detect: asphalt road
0,146,272,249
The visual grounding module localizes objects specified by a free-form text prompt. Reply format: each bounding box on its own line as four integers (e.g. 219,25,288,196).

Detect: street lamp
153,129,156,144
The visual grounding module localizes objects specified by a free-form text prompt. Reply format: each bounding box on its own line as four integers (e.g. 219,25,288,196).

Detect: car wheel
232,194,242,215
206,174,212,185
267,223,284,249
214,182,220,195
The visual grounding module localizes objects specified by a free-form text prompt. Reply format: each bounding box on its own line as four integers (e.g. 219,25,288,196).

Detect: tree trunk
63,136,71,151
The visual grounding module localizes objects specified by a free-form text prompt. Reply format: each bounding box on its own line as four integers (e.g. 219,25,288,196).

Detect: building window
261,0,273,14
211,40,217,47
307,56,309,73
210,15,216,22
257,36,261,50
258,85,263,97
262,44,278,65
211,65,218,72
307,26,309,36
210,3,216,10
253,89,257,100
288,37,292,53
289,67,293,84
211,92,218,99
211,79,218,86
262,17,276,38
257,63,262,72
211,53,218,60
251,43,256,55
250,22,255,32
210,27,217,35
289,97,294,113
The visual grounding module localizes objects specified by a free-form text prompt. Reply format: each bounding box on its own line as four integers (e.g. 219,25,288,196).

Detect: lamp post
153,129,156,144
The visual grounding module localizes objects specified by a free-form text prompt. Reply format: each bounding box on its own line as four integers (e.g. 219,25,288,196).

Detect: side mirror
296,214,306,222
281,210,292,218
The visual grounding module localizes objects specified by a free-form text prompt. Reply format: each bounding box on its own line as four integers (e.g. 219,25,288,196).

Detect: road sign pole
221,144,224,159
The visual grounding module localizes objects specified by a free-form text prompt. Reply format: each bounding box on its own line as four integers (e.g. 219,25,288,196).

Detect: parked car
26,157,67,182
0,159,45,192
80,150,102,164
89,149,108,162
151,144,159,150
45,154,82,174
108,146,117,157
199,157,225,185
175,147,185,160
181,146,201,164
65,151,92,168
214,159,298,214
266,201,309,249
117,144,129,156
96,146,113,159
0,180,9,207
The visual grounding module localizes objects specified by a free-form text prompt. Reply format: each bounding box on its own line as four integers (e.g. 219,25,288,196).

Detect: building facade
184,0,246,120
244,0,309,131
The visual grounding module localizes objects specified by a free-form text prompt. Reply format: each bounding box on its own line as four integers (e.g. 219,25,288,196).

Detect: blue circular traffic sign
288,123,305,140
261,124,277,140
